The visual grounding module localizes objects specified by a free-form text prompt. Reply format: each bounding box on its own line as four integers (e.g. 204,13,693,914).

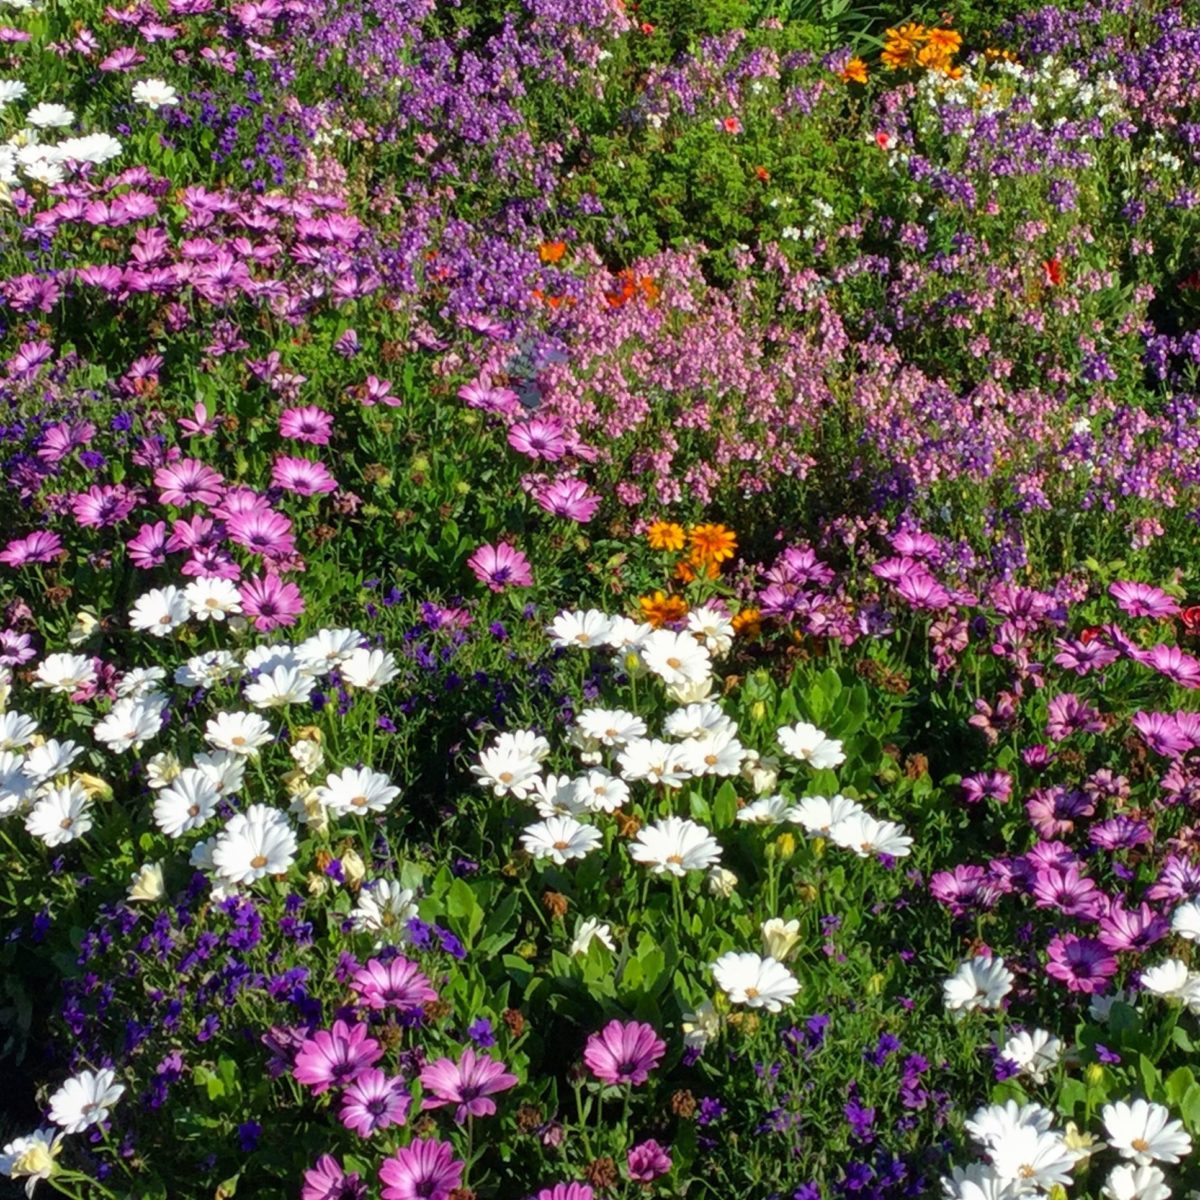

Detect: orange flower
688,523,738,565
538,240,567,264
754,165,771,182
638,591,689,628
891,23,927,43
639,275,660,304
840,58,868,84
647,521,686,552
881,43,916,70
675,554,719,584
732,607,762,638
925,27,962,54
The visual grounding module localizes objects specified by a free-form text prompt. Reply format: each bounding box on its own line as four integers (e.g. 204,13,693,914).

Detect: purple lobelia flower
293,1020,383,1094
419,1046,518,1122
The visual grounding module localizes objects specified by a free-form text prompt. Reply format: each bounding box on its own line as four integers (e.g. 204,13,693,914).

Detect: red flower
1079,625,1104,646
1042,258,1063,287
1182,606,1200,635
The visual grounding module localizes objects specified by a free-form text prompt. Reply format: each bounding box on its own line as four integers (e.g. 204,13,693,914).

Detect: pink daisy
271,456,338,496
582,1020,665,1087
467,543,534,592
155,459,224,507
350,958,438,1011
339,1069,409,1138
239,574,305,632
279,406,334,446
301,1155,365,1200
508,418,567,462
292,1020,382,1094
378,1139,463,1200
0,530,63,567
418,1047,519,1122
535,478,601,523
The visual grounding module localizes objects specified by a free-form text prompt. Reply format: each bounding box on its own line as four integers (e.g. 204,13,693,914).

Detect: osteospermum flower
244,665,314,709
340,1070,408,1138
640,629,712,687
583,1020,665,1086
629,816,721,876
942,956,1013,1014
828,812,913,859
575,708,647,747
350,879,418,944
790,793,864,835
778,721,845,769
271,456,338,496
33,653,96,695
93,697,163,753
989,1125,1076,1192
301,1156,364,1200
293,1019,383,1094
467,543,534,592
184,577,242,621
240,575,305,632
520,815,603,864
317,766,400,816
419,1047,518,1122
47,1068,125,1133
210,804,297,884
340,647,398,691
1102,1164,1171,1200
964,1100,1055,1149
1102,1099,1192,1165
131,78,179,107
25,783,92,847
21,738,82,783
1109,581,1179,619
547,610,614,649
205,711,273,756
351,957,438,1011
0,1126,64,1195
152,768,219,838
129,586,190,636
279,406,334,445
711,951,800,1012
471,739,543,798
378,1139,464,1200
1000,1029,1063,1084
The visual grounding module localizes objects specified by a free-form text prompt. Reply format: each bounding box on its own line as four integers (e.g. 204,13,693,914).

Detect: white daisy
471,740,542,799
34,652,96,695
115,666,167,700
57,132,121,164
93,697,163,753
1102,1099,1192,1166
547,609,613,650
24,782,92,846
21,738,83,784
1171,900,1200,942
317,766,400,815
296,628,366,674
26,102,75,128
741,750,780,795
664,676,715,705
575,708,647,747
519,814,603,865
47,1068,124,1133
1102,1164,1171,1200
571,769,629,814
616,737,693,788
340,647,398,691
711,950,799,1012
663,701,736,741
204,711,273,756
0,711,38,750
939,1164,1016,1200
1139,959,1195,1001
210,804,297,884
778,721,845,769
789,792,864,835
152,768,219,838
681,999,721,1051
640,628,712,687
629,816,721,876
528,773,588,818
193,750,246,796
243,665,314,709
131,78,179,108
680,728,746,777
989,1126,1075,1193
127,862,165,902
290,738,325,776
570,916,616,956
350,879,418,944
737,794,800,826
0,751,33,816
1000,1029,1063,1085
128,585,190,637
184,576,242,621
0,1126,64,1196
175,650,241,689
0,80,28,108
600,616,652,652
943,956,1014,1015
828,811,913,858
145,750,183,790
242,644,299,676
686,604,734,656
964,1100,1055,1149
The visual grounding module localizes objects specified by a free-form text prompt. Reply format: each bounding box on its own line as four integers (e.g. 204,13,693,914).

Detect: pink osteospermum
627,1139,672,1182
239,574,305,632
1045,934,1118,994
378,1139,464,1200
126,521,169,569
227,509,296,559
339,1069,409,1138
1109,580,1180,619
582,1020,665,1087
271,456,339,496
0,530,63,567
154,458,224,506
535,478,601,523
301,1155,365,1200
279,405,334,446
508,418,567,462
467,543,534,592
350,958,438,1012
534,1187,595,1200
71,484,138,528
292,1019,383,1094
419,1046,519,1122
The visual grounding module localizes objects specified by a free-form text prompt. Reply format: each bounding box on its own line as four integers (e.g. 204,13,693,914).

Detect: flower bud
761,917,802,962
127,862,165,902
706,866,738,898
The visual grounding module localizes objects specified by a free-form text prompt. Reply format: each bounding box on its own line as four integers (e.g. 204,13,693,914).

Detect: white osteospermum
184,576,242,621
116,666,167,700
629,816,721,876
1089,989,1135,1024
244,665,314,709
989,1125,1076,1192
1139,959,1194,1001
663,701,736,742
706,866,738,898
1102,1100,1192,1166
290,738,324,776
519,814,602,865
0,752,33,816
34,653,96,695
828,811,913,859
351,879,418,944
664,676,715,705
131,78,179,108
0,1126,64,1196
737,794,800,826
23,159,64,186
21,738,83,784
686,604,734,656
145,751,182,790
26,103,75,128
964,1100,1056,1150
152,768,220,838
242,644,299,676
193,750,246,796
570,916,616,957
175,650,241,688
210,804,297,884
296,628,366,674
93,697,164,753
1171,900,1200,942
575,708,647,747
681,999,721,1051
761,918,802,962
943,956,1014,1015
25,782,92,846
47,1068,124,1133
572,769,629,814
741,750,780,795
640,628,712,687
0,80,28,107
55,133,122,164
680,728,746,777
790,793,864,835
129,585,190,636
939,1164,1018,1200
205,711,273,756
529,773,588,818
471,741,542,799
617,737,693,788
340,647,398,691
1102,1164,1171,1200
1000,1029,1063,1085
711,951,800,1012
0,712,38,751
317,766,400,816
547,609,613,650
601,616,652,652
778,721,845,769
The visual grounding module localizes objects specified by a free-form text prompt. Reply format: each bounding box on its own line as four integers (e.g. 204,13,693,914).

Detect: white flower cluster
0,82,121,188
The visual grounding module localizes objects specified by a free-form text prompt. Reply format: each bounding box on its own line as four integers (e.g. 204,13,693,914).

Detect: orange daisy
732,607,762,638
688,523,738,565
646,521,686,552
638,591,689,628
538,240,567,264
840,58,868,84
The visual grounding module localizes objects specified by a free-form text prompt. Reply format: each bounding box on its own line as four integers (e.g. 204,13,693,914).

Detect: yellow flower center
250,854,268,869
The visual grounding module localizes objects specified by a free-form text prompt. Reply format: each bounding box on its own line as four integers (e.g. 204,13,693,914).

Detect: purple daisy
419,1047,518,1123
583,1020,665,1087
1045,934,1118,994
1110,580,1180,619
339,1069,409,1138
292,1020,382,1094
466,543,534,592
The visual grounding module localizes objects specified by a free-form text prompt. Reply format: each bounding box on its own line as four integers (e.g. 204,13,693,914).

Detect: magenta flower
1097,901,1168,953
272,456,339,496
1045,693,1104,741
1090,817,1153,852
533,1186,594,1200
467,543,534,592
0,530,63,567
350,958,438,1012
293,1020,383,1094
378,1139,464,1200
302,1155,366,1200
1045,934,1118,994
535,478,601,523
458,380,520,417
419,1046,518,1122
340,1069,409,1138
1138,644,1200,689
1110,580,1180,619
1031,866,1105,921
279,406,334,446
239,574,305,632
583,1020,665,1086
71,484,138,528
1052,637,1120,675
960,771,1011,805
894,571,952,611
1131,711,1196,758
126,521,169,569
508,418,567,462
627,1139,672,1182
227,509,296,559
155,458,224,507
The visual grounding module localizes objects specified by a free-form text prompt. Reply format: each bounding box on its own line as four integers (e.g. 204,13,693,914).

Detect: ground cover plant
0,0,1199,1196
